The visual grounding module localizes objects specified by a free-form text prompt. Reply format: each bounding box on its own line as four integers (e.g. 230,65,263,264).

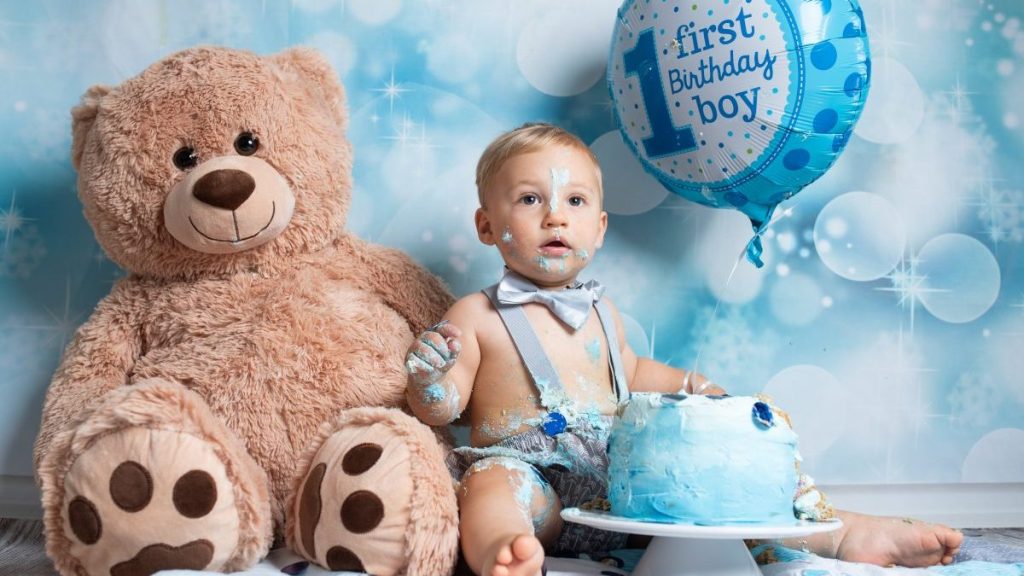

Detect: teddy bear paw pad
61,427,245,576
295,424,414,576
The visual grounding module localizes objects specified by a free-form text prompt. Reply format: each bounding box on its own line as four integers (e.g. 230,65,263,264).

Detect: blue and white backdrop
0,1,1022,500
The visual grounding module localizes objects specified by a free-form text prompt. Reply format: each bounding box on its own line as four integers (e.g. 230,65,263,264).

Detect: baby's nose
544,207,568,226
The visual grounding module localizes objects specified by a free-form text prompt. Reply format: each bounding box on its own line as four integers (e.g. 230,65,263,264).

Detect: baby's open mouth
539,240,572,256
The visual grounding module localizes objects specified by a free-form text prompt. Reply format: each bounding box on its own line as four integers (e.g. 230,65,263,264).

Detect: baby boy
404,123,961,576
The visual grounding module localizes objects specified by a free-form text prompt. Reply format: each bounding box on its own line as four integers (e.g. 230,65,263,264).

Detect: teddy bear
33,46,460,576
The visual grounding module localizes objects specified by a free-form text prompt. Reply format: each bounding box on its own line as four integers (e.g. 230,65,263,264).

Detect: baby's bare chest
473,305,617,421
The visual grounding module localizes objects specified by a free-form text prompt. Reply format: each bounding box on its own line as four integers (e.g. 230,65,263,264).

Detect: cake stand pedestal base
632,536,758,576
561,508,842,576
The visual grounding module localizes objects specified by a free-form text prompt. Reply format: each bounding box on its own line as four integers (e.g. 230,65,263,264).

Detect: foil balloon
609,0,871,266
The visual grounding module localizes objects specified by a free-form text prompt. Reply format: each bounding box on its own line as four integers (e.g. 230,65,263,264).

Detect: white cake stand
561,508,842,576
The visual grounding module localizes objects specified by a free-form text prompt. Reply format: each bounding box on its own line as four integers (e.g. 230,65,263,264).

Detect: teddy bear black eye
234,132,260,156
172,147,199,170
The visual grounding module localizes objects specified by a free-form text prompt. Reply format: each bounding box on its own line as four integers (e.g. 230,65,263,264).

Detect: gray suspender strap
594,298,630,405
483,285,563,398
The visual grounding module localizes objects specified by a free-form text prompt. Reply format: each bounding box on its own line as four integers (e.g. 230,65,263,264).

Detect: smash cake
606,392,833,525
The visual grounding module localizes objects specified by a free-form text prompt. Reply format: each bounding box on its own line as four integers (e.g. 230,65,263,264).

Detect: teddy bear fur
33,46,459,576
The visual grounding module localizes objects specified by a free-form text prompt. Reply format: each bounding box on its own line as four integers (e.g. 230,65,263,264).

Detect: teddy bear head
71,46,352,279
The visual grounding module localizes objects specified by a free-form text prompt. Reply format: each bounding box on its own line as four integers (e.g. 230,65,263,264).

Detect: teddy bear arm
33,281,146,471
334,235,454,335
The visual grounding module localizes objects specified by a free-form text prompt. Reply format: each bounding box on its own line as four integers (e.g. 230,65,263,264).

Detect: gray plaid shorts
448,419,627,556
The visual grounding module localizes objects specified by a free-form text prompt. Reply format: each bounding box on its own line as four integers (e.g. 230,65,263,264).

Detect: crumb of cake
775,407,794,429
753,546,779,565
580,497,611,511
794,472,836,521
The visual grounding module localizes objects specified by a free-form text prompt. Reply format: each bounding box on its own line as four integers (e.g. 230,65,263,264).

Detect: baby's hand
405,320,462,387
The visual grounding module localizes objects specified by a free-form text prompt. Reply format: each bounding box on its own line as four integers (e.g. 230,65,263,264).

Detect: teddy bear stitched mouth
188,202,278,243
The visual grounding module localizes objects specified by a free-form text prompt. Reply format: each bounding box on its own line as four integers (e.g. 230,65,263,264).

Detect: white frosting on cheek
550,167,569,214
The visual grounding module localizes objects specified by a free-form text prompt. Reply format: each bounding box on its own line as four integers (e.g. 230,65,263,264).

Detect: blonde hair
475,122,602,206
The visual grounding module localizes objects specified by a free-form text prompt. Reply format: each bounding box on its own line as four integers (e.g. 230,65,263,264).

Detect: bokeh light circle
762,364,848,460
855,57,925,144
348,0,400,25
814,191,906,281
591,131,668,216
620,312,651,358
916,234,1001,324
769,273,824,326
961,428,1024,482
516,3,614,96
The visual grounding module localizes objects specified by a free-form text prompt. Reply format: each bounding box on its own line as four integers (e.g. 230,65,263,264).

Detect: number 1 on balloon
623,28,698,159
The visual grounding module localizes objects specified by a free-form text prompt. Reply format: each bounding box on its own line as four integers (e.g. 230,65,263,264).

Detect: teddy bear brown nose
192,169,256,211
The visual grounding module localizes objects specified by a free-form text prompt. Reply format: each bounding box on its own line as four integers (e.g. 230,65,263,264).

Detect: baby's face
476,144,607,288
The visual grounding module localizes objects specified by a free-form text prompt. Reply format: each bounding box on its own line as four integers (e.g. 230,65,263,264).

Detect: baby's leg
782,510,962,567
459,457,561,576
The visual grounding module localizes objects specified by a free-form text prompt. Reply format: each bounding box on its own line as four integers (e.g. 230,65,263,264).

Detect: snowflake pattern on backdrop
683,305,779,394
1,223,47,278
976,188,1024,244
947,371,1001,427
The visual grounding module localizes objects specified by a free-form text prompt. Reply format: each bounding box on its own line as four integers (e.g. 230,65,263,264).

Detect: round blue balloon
608,0,871,266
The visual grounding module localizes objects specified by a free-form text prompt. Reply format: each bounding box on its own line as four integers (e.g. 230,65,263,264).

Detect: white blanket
156,545,1023,576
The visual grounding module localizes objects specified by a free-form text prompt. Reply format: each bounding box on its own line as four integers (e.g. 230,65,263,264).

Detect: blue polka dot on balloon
843,22,862,38
832,130,852,152
811,42,838,70
844,72,864,97
783,149,810,170
814,109,838,133
725,192,749,207
821,0,832,13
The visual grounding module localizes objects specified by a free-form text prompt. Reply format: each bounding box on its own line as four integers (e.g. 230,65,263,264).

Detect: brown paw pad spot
172,470,217,518
299,462,326,559
326,545,365,572
110,461,153,512
109,539,214,576
341,490,384,534
341,443,383,475
68,496,102,545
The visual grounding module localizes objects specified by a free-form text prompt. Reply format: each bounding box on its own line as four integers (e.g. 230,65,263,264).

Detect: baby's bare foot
484,533,545,576
837,514,963,567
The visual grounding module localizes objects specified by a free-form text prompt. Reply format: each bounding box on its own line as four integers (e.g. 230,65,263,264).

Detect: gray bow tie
495,271,604,330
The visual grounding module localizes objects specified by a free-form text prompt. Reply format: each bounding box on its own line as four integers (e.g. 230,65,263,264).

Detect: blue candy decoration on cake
752,401,775,428
607,393,799,525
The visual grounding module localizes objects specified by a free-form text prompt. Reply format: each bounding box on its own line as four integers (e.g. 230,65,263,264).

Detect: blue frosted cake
607,392,828,525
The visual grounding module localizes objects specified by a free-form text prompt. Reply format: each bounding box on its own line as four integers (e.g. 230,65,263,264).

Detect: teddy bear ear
71,84,112,170
272,47,348,130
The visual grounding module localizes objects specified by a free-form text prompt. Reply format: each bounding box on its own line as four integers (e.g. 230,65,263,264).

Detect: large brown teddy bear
33,46,459,576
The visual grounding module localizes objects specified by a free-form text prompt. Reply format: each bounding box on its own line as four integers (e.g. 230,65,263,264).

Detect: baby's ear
272,47,348,130
474,208,496,246
594,210,609,249
71,85,112,170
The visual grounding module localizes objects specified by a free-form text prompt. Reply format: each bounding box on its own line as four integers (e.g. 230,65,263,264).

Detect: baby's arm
604,298,726,395
404,295,483,426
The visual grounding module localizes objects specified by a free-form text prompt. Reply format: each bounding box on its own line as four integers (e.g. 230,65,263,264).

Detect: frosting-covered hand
405,320,462,388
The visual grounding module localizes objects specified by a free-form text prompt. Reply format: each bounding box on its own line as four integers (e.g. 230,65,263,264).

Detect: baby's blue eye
568,196,584,207
521,194,539,205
